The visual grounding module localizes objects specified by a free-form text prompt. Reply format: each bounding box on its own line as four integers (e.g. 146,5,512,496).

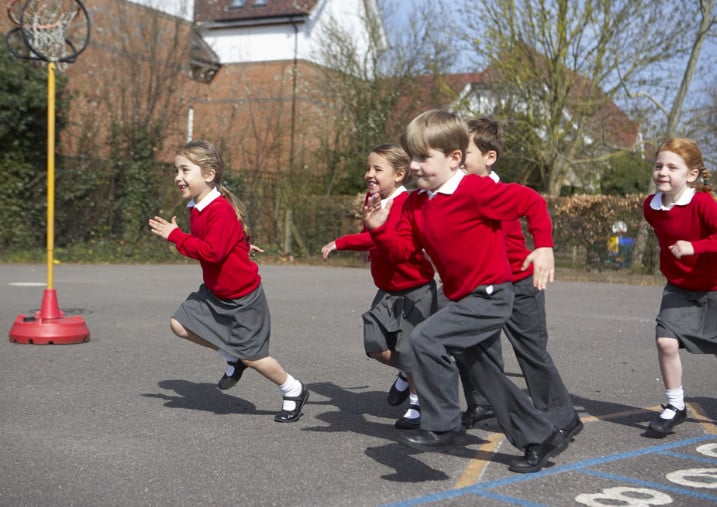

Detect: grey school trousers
410,282,556,450
456,275,576,429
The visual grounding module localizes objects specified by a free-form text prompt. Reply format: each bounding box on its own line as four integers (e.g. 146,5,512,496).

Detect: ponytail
218,184,251,238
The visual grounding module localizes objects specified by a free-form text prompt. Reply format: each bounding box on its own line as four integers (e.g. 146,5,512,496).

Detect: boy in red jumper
322,144,437,429
458,117,582,441
364,109,568,473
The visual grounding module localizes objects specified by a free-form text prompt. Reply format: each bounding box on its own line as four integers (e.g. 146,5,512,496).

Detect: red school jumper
168,193,260,299
335,191,435,292
643,190,717,292
370,172,553,301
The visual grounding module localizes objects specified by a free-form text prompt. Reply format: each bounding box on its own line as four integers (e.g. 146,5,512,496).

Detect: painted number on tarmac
575,487,672,506
665,468,717,489
577,443,717,505
696,443,717,458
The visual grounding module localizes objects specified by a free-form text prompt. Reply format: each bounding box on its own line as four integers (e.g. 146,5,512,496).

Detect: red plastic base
8,289,90,345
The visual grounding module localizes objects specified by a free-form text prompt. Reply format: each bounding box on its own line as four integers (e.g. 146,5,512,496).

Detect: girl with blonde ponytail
149,140,309,423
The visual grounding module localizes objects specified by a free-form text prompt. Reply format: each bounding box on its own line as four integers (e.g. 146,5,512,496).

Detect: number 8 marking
666,468,717,489
576,486,672,506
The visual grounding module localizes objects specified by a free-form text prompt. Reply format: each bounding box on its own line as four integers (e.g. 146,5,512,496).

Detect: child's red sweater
643,190,717,291
370,173,553,301
168,194,261,299
335,191,435,292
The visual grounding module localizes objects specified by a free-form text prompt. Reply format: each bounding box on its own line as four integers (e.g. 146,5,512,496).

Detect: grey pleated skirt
172,283,271,360
655,283,717,354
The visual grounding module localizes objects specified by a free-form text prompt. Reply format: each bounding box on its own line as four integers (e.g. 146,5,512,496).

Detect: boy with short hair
459,116,582,441
364,109,567,474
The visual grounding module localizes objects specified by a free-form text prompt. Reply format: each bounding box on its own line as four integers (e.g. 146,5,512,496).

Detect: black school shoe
274,383,310,423
461,404,496,428
648,404,687,434
508,429,568,474
387,372,410,406
395,404,421,429
217,360,247,390
560,412,584,442
398,428,465,451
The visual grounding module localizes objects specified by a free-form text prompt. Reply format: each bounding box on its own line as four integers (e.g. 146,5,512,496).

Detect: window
253,0,268,5
229,0,246,7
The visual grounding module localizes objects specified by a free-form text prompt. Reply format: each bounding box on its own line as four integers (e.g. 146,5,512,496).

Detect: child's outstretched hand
522,247,555,290
363,193,391,230
149,215,178,240
669,240,693,259
321,241,337,260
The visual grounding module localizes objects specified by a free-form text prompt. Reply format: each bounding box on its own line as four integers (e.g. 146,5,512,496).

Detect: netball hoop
6,0,91,344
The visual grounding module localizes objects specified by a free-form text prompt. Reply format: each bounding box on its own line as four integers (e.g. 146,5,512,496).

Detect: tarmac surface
0,263,715,506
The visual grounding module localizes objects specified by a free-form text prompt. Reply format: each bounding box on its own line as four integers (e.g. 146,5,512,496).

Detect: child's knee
656,336,679,355
169,318,187,338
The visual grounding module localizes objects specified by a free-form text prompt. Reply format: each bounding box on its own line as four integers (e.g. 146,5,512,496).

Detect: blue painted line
581,469,717,502
658,450,717,464
380,435,717,507
478,491,551,507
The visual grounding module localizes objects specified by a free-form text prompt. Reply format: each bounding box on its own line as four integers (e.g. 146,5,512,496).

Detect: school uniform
169,188,271,360
458,172,577,429
371,171,558,450
644,189,717,354
335,188,436,370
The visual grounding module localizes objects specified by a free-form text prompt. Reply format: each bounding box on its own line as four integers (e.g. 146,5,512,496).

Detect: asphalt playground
0,263,715,506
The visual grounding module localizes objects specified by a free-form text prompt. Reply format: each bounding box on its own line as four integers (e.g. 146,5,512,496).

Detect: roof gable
194,0,320,23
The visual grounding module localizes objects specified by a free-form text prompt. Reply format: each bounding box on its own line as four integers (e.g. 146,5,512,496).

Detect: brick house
45,0,386,175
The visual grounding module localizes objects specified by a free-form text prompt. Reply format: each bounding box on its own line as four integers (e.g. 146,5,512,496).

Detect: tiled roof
194,0,320,23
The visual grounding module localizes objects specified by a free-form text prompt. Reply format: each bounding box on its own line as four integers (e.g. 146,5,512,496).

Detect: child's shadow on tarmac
141,379,275,417
303,381,517,482
569,393,716,439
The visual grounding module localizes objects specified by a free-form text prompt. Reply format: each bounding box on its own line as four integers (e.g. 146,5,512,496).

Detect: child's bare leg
243,356,307,419
368,350,396,368
170,318,217,350
656,336,682,389
242,356,288,385
649,336,687,433
407,372,417,395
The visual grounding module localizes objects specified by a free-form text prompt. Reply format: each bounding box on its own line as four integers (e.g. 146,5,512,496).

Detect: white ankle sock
403,393,420,419
279,374,302,411
394,371,409,391
661,387,685,418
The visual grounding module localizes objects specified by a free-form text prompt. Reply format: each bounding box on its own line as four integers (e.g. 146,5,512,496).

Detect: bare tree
630,0,716,270
63,1,195,242
454,0,694,196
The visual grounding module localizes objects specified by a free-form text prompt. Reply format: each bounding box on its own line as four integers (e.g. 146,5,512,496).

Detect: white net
11,0,88,71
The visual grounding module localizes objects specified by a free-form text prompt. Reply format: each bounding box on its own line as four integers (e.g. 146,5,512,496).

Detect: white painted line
8,282,46,287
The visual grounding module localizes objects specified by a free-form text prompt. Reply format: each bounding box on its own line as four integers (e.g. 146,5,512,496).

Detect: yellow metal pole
46,62,55,290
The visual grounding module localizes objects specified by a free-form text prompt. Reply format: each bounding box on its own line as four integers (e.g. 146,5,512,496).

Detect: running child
322,144,437,429
364,109,568,474
643,137,717,435
149,140,309,423
457,116,582,440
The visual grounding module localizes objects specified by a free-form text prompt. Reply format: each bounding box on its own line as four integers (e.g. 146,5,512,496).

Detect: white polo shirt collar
188,187,221,211
649,187,695,211
381,186,407,208
421,170,465,199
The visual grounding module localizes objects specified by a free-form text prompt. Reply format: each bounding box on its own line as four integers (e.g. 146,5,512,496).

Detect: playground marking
454,402,716,489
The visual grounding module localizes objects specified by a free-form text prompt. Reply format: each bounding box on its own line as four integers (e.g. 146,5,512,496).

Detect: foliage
452,0,694,196
600,151,654,195
0,43,68,250
547,194,658,273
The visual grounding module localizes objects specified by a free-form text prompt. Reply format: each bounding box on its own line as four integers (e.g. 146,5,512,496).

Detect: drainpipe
187,104,194,143
290,21,299,170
